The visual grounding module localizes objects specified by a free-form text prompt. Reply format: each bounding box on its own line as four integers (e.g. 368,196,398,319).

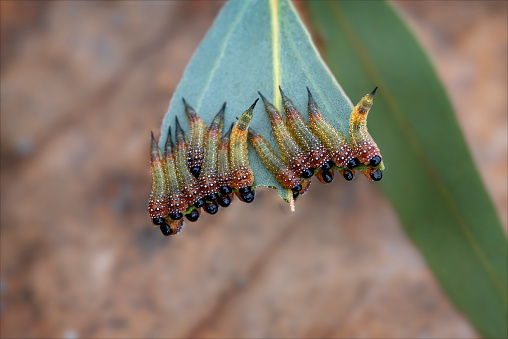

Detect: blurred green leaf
159,0,354,202
307,1,507,337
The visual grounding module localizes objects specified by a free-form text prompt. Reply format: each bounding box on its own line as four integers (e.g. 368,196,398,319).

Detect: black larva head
370,169,383,181
194,198,205,208
321,171,333,183
160,223,172,236
292,190,299,200
301,168,314,179
220,186,232,195
347,158,360,169
369,155,381,167
342,170,354,181
185,208,200,222
291,185,302,193
217,194,231,207
191,166,201,178
240,190,255,203
321,162,331,171
152,217,165,226
204,201,219,215
238,186,251,194
169,212,183,220
206,193,218,201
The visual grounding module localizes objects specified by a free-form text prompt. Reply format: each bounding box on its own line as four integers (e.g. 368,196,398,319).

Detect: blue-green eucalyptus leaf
159,0,353,202
306,1,507,337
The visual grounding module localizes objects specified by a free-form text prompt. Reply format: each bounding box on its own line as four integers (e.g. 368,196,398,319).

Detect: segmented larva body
199,104,225,199
258,92,311,178
164,127,188,220
279,87,331,171
248,128,301,190
307,88,356,169
183,98,207,177
216,124,234,207
349,88,382,167
148,132,169,224
218,124,233,190
175,117,205,207
229,100,258,190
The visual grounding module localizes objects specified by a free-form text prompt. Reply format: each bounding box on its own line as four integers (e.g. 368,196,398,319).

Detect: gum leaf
307,1,507,337
159,0,353,202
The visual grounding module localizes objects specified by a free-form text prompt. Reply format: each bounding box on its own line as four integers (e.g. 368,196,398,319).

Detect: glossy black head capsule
160,223,172,236
193,198,205,208
152,217,165,226
370,168,383,181
217,194,232,207
204,201,219,215
185,208,200,222
238,186,251,194
220,186,232,195
292,191,299,200
347,158,360,169
301,168,314,179
169,212,183,221
205,193,218,201
321,160,334,171
369,155,382,167
291,184,302,193
240,190,255,203
341,170,354,181
191,166,201,178
321,171,333,183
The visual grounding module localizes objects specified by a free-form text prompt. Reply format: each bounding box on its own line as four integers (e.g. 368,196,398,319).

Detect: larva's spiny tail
307,87,358,170
230,99,258,203
183,98,207,178
175,117,205,211
217,123,234,208
279,87,332,176
164,126,188,220
200,103,226,214
258,91,312,178
148,131,169,225
349,87,383,168
248,128,302,199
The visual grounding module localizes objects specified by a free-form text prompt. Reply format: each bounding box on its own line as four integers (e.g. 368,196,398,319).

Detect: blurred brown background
0,1,506,338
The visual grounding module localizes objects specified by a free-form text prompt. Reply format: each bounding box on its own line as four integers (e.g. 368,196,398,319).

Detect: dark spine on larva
229,100,258,189
218,124,233,190
183,98,207,176
349,88,382,165
307,88,355,168
199,103,225,197
175,117,204,205
280,87,331,170
164,127,188,215
148,132,169,220
258,91,310,176
248,128,301,190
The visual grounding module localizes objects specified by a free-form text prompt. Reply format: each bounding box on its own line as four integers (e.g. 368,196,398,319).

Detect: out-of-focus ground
0,1,505,338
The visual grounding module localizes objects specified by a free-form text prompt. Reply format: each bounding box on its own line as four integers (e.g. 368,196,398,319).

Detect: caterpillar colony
148,87,384,236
